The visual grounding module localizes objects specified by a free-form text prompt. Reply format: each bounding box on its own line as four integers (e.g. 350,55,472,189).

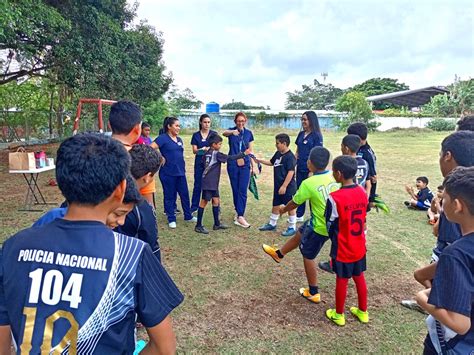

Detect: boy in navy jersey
415,166,474,353
404,176,434,210
195,134,249,234
0,133,183,354
325,155,369,326
257,133,298,237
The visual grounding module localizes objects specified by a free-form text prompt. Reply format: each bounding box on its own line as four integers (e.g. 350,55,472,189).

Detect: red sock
353,273,368,312
335,276,349,314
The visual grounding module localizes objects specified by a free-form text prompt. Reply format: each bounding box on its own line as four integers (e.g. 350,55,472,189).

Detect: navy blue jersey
0,219,183,353
270,150,297,194
226,127,254,167
437,211,462,244
33,207,67,227
355,156,369,187
115,200,160,261
357,143,376,178
191,130,217,169
295,131,323,171
154,134,186,176
427,233,474,350
416,187,434,210
202,149,244,191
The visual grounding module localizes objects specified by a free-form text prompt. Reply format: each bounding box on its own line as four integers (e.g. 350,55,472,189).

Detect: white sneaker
296,216,305,223
234,216,251,228
185,216,198,223
168,222,177,228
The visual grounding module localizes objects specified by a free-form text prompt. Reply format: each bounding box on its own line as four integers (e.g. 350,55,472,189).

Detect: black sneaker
195,225,209,234
175,208,181,214
404,201,410,207
318,260,335,274
213,224,229,230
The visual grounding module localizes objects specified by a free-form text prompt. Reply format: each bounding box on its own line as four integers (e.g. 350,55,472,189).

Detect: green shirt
292,170,340,236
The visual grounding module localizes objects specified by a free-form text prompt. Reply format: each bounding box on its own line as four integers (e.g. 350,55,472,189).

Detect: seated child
0,133,183,354
325,155,369,326
257,133,298,237
195,134,250,234
415,166,474,353
404,176,434,210
262,147,339,303
115,144,162,261
427,185,443,225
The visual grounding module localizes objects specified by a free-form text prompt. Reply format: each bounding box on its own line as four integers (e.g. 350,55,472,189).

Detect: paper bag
9,148,36,170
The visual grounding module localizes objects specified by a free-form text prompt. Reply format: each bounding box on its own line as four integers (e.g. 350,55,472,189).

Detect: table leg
19,173,52,212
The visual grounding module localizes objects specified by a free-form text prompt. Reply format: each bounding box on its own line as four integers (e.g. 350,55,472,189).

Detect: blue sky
135,0,473,109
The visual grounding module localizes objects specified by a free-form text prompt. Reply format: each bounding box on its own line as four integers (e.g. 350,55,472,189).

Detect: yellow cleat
326,308,345,326
350,307,369,323
299,287,321,303
262,244,281,263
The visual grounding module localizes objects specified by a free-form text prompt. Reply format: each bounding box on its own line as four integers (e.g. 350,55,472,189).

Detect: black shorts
298,221,329,259
331,256,367,278
202,189,219,201
272,192,293,206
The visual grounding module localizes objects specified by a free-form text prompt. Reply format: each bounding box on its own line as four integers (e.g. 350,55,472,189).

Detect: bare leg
303,257,318,286
280,230,301,255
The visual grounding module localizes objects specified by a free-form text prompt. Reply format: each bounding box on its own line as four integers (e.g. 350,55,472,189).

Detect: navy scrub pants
159,171,192,223
227,162,250,217
296,168,310,218
191,163,204,212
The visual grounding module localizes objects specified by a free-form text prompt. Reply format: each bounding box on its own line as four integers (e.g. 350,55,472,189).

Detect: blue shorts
202,189,219,201
272,192,293,207
416,201,429,210
298,221,329,260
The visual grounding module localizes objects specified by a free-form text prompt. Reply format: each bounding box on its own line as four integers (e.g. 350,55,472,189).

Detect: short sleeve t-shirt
417,187,434,209
0,219,183,353
191,130,217,169
154,134,186,176
292,170,339,236
325,185,368,263
270,150,297,194
427,233,474,349
227,127,254,167
357,143,377,178
202,150,244,191
295,131,323,171
437,211,462,245
355,156,369,187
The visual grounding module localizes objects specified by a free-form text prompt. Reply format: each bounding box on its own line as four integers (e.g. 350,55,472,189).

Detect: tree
423,78,474,117
285,79,344,110
334,91,379,131
168,87,202,110
349,78,409,109
221,101,265,110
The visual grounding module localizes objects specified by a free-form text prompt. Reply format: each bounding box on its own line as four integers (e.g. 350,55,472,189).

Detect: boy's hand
244,148,252,155
415,288,431,308
278,186,287,195
232,130,240,136
405,185,412,193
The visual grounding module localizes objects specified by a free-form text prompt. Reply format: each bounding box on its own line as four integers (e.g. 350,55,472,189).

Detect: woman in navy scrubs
151,117,196,228
190,114,217,214
295,111,323,221
223,112,254,228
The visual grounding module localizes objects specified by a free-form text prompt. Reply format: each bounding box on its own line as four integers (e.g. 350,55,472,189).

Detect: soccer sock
288,215,297,229
353,273,368,312
335,276,349,314
276,250,284,259
309,285,319,295
197,207,204,227
269,213,279,226
212,206,220,226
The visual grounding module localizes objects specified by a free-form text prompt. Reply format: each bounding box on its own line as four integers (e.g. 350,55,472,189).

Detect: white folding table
9,165,56,211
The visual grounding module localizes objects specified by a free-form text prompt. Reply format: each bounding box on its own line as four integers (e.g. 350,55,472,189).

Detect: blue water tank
206,102,220,113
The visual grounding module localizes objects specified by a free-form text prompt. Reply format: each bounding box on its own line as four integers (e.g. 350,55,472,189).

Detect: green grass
0,130,448,353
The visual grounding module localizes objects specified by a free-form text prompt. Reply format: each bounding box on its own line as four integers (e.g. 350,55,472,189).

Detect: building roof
366,86,449,108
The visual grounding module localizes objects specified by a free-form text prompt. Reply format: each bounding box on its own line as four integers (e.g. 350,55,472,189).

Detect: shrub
426,118,456,131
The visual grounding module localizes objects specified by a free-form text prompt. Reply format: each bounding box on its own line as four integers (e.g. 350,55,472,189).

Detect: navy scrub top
227,126,254,167
295,131,323,172
191,130,217,168
154,133,186,176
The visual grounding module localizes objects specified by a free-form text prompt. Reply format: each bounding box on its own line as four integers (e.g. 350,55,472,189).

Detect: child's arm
278,170,295,195
365,178,372,197
256,158,272,166
432,218,439,236
279,200,299,215
0,325,11,354
405,185,417,199
415,288,471,335
142,316,176,355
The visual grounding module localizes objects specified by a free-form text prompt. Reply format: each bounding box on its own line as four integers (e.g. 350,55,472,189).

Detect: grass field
0,129,448,353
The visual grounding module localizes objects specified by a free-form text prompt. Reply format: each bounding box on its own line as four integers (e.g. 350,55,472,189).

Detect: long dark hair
303,111,321,134
160,116,179,134
199,114,210,130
